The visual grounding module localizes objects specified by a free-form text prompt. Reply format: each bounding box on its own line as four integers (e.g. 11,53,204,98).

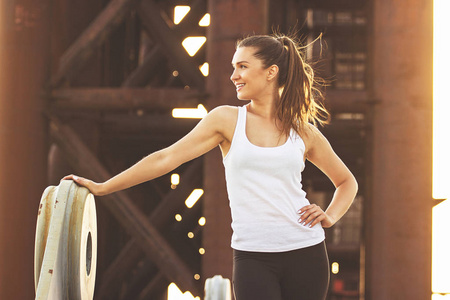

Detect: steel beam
96,159,203,298
137,272,167,300
121,45,165,87
49,0,136,87
0,1,51,299
366,0,432,298
50,88,205,111
172,0,208,37
137,0,205,89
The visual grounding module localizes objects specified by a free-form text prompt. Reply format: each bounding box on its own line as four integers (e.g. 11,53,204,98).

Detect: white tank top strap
236,105,247,140
223,106,246,162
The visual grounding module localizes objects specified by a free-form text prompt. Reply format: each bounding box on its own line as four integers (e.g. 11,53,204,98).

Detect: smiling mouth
236,83,245,91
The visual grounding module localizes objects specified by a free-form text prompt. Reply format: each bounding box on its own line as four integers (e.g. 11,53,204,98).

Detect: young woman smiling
64,34,358,300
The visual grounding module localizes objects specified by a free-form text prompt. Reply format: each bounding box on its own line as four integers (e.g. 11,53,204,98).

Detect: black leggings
233,242,329,300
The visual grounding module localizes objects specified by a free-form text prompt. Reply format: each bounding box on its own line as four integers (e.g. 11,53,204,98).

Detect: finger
302,210,322,224
309,212,326,225
75,177,91,187
297,204,316,215
308,215,325,228
300,209,324,225
298,210,312,223
68,175,87,186
61,174,84,182
61,174,74,181
298,206,320,222
304,214,323,227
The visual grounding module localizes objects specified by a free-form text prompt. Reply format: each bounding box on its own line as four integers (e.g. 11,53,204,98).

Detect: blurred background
0,0,445,299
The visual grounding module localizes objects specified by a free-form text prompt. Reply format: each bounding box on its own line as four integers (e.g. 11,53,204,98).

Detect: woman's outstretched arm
63,106,234,196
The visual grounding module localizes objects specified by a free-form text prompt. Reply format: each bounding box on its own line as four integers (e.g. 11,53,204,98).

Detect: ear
267,65,279,81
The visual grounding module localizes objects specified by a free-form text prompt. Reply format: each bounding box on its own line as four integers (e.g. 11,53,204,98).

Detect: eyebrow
231,60,249,66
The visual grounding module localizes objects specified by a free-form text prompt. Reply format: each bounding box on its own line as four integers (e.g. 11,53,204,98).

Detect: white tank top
223,106,325,252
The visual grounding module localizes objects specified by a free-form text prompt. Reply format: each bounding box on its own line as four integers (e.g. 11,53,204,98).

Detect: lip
235,83,245,92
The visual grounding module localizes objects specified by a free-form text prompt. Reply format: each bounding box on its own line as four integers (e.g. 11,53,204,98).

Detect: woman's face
230,46,274,101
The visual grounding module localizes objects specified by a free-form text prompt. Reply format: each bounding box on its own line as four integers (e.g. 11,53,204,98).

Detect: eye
240,65,247,69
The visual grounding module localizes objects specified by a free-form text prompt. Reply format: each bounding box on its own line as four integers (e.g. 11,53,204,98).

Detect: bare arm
64,106,233,196
298,125,358,228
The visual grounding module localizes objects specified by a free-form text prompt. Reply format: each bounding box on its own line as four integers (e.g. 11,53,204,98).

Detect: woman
64,34,358,300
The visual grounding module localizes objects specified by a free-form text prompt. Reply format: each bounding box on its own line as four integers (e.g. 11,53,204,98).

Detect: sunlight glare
331,262,339,274
185,189,204,208
174,6,190,25
199,13,211,26
171,173,180,185
172,104,208,119
432,199,450,294
198,217,206,226
182,37,207,56
200,62,209,77
433,0,450,200
432,295,450,300
167,282,199,300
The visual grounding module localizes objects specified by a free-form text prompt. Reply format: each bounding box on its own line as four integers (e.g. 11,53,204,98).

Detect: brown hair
236,34,330,136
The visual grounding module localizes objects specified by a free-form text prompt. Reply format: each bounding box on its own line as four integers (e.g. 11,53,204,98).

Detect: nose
230,68,239,82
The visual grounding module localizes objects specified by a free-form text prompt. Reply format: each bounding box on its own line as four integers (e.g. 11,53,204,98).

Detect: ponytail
236,34,330,136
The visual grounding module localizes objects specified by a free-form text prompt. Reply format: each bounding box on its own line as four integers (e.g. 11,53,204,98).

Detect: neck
247,89,280,120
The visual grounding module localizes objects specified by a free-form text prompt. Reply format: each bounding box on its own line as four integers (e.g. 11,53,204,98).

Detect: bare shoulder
206,105,238,128
208,105,238,120
203,105,239,142
302,123,330,159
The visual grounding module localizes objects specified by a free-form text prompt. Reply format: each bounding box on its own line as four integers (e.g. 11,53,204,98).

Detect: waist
230,215,325,252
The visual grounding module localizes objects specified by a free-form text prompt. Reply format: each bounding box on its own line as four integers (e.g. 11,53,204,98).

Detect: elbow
349,175,358,201
337,173,358,200
352,174,358,194
353,179,358,201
